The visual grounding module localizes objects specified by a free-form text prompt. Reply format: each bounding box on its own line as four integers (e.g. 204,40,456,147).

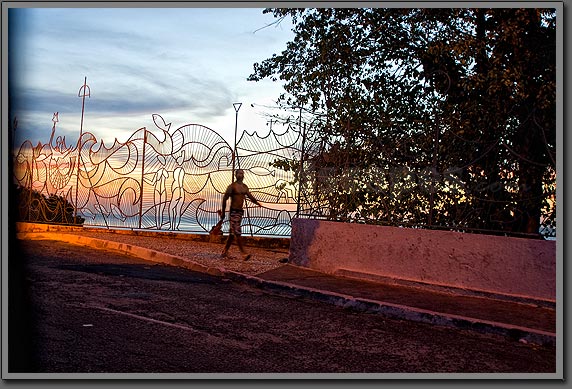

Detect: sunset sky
8,6,295,148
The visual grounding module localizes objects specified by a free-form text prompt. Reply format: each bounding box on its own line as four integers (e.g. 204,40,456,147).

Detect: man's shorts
229,209,244,236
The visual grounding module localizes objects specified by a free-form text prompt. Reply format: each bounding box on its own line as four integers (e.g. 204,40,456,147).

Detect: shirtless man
220,169,261,260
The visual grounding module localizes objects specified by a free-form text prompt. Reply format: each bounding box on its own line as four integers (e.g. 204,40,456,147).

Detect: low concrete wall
14,222,290,250
289,219,556,303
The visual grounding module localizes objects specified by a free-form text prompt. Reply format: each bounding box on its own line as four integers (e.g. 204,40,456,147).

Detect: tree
249,8,556,237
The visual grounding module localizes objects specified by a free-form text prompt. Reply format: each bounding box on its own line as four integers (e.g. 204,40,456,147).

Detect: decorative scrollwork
12,113,302,236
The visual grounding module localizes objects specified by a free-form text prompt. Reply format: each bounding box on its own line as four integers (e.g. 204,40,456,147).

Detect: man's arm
246,189,261,206
220,185,232,219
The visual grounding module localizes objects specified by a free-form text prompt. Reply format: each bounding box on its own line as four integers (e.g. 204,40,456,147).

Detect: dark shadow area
53,263,223,284
8,162,40,373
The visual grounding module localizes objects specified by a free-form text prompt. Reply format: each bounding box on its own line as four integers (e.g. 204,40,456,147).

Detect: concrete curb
16,232,227,277
14,222,291,250
17,232,555,347
222,271,556,347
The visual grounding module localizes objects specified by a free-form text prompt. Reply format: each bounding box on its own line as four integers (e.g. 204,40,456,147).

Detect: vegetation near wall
14,184,85,225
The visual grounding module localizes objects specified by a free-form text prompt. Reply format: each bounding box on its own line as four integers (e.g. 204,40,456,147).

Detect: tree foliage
249,8,556,237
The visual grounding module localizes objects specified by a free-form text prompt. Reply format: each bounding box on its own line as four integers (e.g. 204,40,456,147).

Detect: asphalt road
8,238,556,375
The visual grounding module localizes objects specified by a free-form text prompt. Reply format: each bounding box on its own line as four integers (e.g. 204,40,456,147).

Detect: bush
14,184,84,225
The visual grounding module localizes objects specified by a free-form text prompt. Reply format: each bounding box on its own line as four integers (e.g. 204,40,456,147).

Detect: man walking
220,169,261,260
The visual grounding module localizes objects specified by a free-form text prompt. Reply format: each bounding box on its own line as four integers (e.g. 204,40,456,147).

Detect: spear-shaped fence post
50,112,58,146
231,102,254,236
139,128,148,229
74,76,90,224
232,102,242,177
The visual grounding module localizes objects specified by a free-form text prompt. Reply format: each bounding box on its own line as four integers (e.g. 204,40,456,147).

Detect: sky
8,6,295,149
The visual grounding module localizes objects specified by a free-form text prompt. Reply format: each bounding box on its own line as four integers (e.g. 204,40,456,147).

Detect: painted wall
289,219,556,303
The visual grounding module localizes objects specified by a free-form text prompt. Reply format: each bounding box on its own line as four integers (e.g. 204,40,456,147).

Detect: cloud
11,88,76,115
11,67,235,115
8,7,294,148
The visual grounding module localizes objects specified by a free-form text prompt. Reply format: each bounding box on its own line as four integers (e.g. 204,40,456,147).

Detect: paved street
9,238,556,375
